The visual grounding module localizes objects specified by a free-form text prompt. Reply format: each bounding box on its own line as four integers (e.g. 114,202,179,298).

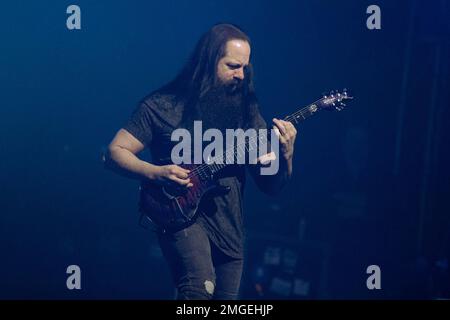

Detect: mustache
226,78,244,94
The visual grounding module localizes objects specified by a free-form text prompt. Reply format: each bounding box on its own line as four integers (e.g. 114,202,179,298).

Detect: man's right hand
151,165,194,188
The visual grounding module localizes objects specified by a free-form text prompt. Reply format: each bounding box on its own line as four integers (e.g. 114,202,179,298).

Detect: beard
197,80,246,133
224,77,244,95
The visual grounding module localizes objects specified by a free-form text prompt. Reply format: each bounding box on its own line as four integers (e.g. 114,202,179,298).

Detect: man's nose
234,68,244,80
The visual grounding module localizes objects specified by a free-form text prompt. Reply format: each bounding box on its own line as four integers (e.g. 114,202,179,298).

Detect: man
105,24,297,299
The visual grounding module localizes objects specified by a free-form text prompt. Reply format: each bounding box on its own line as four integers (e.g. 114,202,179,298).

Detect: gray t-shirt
123,91,289,258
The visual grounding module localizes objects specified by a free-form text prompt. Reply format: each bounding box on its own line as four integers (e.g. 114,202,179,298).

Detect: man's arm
104,129,193,187
104,128,159,181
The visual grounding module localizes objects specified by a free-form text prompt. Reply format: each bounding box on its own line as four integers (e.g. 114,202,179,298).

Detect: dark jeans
157,222,243,300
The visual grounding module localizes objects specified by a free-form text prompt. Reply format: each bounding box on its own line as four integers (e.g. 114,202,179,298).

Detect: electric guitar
139,90,353,231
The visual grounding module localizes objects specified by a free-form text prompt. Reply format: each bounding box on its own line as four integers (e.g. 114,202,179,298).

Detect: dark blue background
1,0,449,299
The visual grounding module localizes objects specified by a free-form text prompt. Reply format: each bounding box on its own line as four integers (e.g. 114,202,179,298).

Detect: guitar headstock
318,89,353,111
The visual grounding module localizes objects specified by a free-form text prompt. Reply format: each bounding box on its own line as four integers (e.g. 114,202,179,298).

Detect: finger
278,133,287,146
284,121,296,133
173,167,190,179
257,152,276,164
281,121,295,138
176,165,190,174
273,126,280,137
174,171,189,179
273,125,287,145
273,118,287,135
171,176,191,186
283,128,296,142
273,118,286,135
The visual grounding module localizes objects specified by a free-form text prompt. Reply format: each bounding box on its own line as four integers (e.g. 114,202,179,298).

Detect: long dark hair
159,23,259,128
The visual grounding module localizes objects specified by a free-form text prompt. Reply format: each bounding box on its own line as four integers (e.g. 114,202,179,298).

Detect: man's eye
228,64,240,70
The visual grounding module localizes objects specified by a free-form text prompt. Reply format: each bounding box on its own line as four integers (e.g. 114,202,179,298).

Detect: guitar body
139,164,220,231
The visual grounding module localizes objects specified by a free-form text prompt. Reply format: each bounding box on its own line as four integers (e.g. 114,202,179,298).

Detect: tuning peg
335,101,347,111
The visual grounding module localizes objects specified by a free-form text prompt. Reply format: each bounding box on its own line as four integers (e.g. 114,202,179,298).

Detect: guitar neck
283,101,321,126
207,101,323,176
